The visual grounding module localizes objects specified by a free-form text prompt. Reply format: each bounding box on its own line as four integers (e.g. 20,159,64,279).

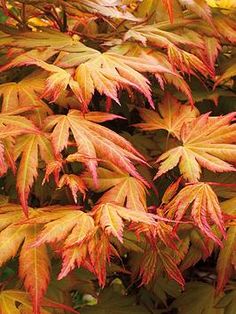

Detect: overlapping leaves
0,0,236,313
45,110,146,184
0,204,50,314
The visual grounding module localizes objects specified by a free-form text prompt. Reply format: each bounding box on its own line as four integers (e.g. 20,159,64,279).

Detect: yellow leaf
135,93,199,139
14,134,55,215
23,206,95,248
58,174,87,203
83,166,148,211
45,110,146,185
207,0,236,8
94,202,156,241
156,113,236,182
216,226,236,292
165,182,225,244
0,290,32,314
19,226,51,314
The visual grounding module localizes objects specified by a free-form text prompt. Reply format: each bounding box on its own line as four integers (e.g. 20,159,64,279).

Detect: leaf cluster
0,0,235,313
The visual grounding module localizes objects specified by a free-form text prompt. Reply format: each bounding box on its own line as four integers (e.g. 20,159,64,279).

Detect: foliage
0,0,235,313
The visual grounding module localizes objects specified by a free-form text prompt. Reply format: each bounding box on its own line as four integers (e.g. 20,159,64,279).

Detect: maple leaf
158,0,213,24
58,51,176,108
0,112,40,176
124,23,201,49
0,204,30,266
155,113,236,182
23,206,95,248
135,0,171,20
216,225,236,292
11,29,82,50
164,182,225,244
146,275,182,307
0,124,36,176
58,244,88,281
82,165,148,211
178,0,213,25
216,289,236,314
0,124,26,139
79,284,150,314
0,140,7,176
207,0,236,8
65,0,141,20
167,44,213,77
19,225,51,314
29,62,83,105
0,289,80,314
216,197,236,292
2,46,175,110
20,205,119,287
95,204,124,242
0,109,39,134
58,232,114,287
161,177,183,204
214,15,236,43
139,247,159,285
171,282,222,314
14,133,56,215
202,37,221,74
130,217,177,250
215,58,236,86
58,174,87,203
43,159,63,185
179,226,215,271
0,52,84,107
0,48,56,73
0,31,12,46
139,247,185,287
0,290,38,314
82,111,125,123
87,232,114,287
114,44,194,104
202,171,236,199
162,73,194,106
158,249,185,287
162,0,174,23
134,93,199,139
0,204,51,314
0,72,50,126
45,110,146,184
124,23,212,77
93,203,155,242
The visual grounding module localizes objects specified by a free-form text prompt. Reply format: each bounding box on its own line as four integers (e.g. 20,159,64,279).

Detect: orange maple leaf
155,113,236,181
164,182,226,244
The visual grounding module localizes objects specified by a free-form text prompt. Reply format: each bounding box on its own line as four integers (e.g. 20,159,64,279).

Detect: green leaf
80,285,149,314
171,282,224,314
